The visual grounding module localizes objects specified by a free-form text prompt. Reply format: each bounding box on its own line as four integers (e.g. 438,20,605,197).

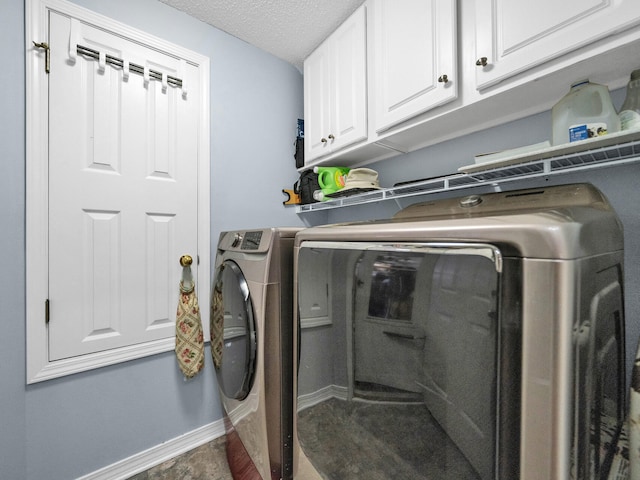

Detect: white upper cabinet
372,0,457,133
475,0,640,90
304,46,331,161
301,0,640,170
304,5,367,163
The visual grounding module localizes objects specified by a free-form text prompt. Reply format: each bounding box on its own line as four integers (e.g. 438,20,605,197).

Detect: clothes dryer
292,183,626,480
212,228,300,480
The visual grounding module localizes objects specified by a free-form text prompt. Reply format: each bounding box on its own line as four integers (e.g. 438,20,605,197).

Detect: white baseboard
297,384,348,412
77,420,226,480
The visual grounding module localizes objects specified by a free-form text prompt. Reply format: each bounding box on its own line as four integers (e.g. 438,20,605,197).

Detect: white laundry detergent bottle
551,80,620,146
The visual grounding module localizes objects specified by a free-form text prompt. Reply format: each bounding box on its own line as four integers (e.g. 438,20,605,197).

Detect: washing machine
212,228,300,480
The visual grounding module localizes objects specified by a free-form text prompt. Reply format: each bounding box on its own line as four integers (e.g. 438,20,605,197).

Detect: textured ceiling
158,0,366,70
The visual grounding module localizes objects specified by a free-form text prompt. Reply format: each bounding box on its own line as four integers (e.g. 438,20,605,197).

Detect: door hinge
32,41,50,74
45,299,50,324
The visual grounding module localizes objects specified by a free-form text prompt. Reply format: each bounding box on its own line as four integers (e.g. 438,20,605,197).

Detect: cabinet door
304,44,332,161
303,6,367,163
475,0,640,90
329,6,368,153
373,0,457,133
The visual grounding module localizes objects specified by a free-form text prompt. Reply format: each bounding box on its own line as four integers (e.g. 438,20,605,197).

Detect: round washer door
211,259,256,401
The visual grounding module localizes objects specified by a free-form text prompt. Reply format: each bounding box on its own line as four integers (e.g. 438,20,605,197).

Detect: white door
352,251,424,395
475,0,640,90
421,253,498,480
47,11,199,360
372,0,457,133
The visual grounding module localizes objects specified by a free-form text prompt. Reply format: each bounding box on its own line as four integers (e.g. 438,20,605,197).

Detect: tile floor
127,436,232,480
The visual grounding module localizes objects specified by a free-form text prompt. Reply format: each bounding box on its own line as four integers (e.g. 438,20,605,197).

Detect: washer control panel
241,231,263,250
222,230,267,252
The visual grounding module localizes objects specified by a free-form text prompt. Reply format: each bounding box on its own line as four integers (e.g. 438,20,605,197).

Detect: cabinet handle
476,57,488,67
321,137,327,143
328,134,335,140
438,74,449,84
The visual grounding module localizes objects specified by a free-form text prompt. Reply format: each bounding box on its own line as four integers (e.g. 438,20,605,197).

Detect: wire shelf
297,136,640,213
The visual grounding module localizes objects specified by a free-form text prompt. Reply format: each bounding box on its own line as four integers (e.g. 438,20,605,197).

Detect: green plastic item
313,166,350,196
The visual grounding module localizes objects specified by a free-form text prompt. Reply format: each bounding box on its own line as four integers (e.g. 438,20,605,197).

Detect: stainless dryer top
295,184,623,260
393,183,611,220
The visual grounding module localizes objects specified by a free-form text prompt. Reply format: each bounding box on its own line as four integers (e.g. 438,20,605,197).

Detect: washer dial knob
231,232,243,248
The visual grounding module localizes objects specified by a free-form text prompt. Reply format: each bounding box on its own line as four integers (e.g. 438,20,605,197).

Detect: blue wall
1,1,27,478
1,0,304,478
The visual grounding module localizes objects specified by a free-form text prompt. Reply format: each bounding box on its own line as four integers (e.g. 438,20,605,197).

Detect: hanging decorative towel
210,273,224,370
175,279,205,379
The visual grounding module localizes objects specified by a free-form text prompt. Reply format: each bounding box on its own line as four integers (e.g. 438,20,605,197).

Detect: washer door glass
211,259,256,401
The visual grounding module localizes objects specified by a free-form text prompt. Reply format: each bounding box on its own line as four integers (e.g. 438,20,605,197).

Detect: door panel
373,0,457,132
421,254,498,480
330,6,367,152
213,260,257,401
297,248,330,326
353,251,426,396
303,6,366,162
47,11,199,360
475,0,640,89
303,40,331,160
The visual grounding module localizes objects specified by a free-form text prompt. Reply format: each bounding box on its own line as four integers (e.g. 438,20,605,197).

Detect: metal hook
32,41,50,74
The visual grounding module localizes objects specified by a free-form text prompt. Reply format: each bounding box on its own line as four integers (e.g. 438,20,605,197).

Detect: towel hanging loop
179,255,194,292
175,252,204,378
